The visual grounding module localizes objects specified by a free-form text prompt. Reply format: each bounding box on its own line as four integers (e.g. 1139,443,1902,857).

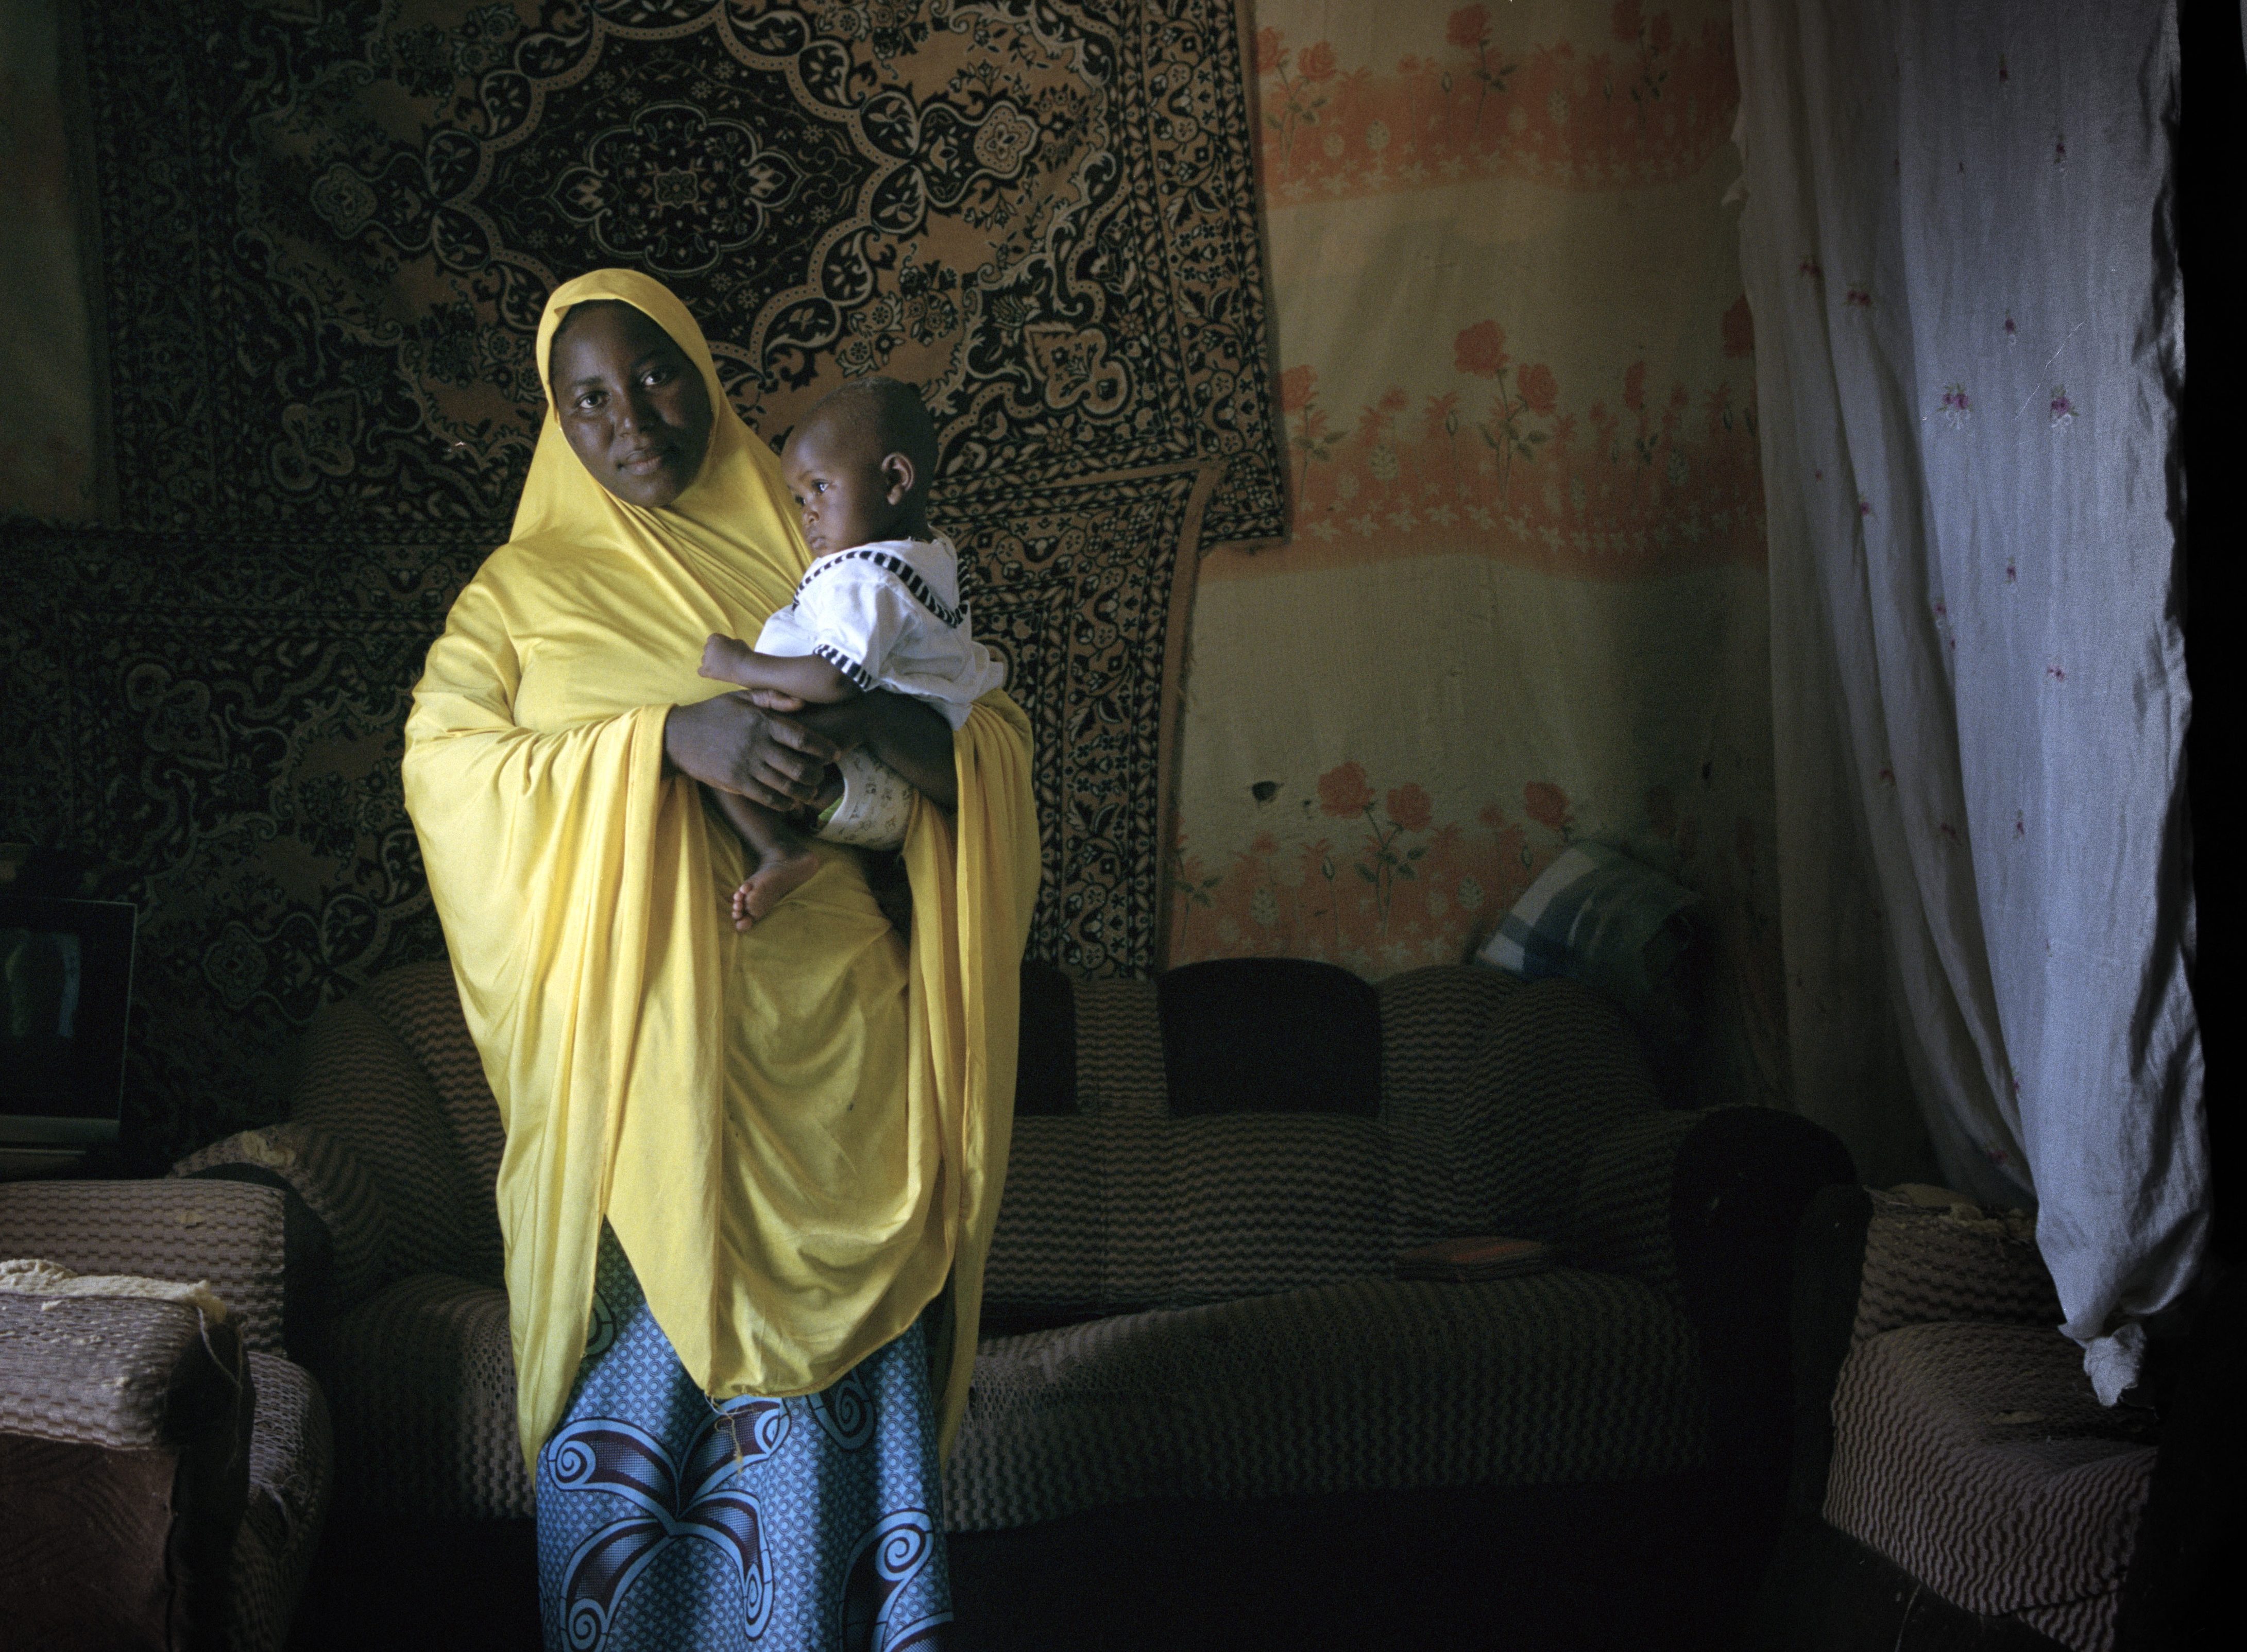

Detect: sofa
1750,1185,2167,1652
182,952,1851,1648
0,1177,334,1652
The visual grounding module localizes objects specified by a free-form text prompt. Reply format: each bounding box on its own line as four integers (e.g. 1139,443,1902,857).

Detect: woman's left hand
663,691,840,810
760,689,959,811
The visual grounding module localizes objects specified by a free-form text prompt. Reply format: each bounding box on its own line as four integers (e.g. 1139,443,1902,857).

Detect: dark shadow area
1752,1517,2065,1652
949,1476,1755,1652
296,1475,1769,1652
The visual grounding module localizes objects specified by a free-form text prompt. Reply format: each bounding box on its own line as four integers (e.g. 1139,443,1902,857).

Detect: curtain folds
1733,0,2208,1395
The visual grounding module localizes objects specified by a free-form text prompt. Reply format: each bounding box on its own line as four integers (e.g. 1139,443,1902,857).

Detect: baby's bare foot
742,847,820,922
701,633,756,685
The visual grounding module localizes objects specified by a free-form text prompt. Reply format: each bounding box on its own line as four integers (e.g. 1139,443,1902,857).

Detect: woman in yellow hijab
402,269,1037,1651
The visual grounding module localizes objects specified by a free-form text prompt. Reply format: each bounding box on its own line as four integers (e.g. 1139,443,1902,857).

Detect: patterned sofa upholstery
0,1178,335,1652
181,955,1850,1568
1756,1186,2164,1652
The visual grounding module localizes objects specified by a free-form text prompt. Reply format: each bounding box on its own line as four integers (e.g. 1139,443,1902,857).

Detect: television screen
0,896,135,1145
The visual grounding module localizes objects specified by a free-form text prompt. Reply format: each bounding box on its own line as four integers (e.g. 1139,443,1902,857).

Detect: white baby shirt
754,535,1005,729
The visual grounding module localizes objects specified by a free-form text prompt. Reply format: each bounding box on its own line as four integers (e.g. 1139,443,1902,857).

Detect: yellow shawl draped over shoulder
400,269,1037,1471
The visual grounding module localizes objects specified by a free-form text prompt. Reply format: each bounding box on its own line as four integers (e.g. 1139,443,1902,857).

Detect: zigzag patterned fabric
239,960,1725,1529
1824,1323,2157,1652
948,1270,1706,1530
1847,1190,2064,1349
0,1182,332,1652
324,1270,531,1522
1809,1189,2159,1652
985,969,1667,1317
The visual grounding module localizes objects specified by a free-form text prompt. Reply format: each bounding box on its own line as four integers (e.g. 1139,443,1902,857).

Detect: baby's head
780,377,939,556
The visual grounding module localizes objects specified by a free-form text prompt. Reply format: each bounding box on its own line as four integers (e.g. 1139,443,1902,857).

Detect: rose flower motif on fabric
554,102,805,277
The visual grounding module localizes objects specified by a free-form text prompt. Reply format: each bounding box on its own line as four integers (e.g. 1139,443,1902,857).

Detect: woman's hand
663,692,840,810
765,689,960,812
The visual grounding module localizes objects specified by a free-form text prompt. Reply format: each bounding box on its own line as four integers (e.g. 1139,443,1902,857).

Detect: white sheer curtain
1733,0,2208,1397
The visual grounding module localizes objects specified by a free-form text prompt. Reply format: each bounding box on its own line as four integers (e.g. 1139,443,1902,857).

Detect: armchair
0,1178,333,1652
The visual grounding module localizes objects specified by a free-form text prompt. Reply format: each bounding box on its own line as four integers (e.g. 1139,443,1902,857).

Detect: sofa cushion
947,1268,1708,1530
324,1271,532,1521
983,973,1663,1322
1824,1321,2158,1652
292,993,490,1287
985,1113,1396,1321
228,1351,334,1652
1155,958,1382,1116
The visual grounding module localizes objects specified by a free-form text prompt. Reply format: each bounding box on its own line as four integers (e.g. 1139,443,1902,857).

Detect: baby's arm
700,634,863,704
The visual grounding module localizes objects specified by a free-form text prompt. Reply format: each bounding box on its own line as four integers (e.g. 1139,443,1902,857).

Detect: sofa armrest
1847,1186,2059,1343
0,1178,293,1356
0,1292,252,1650
1565,1105,1854,1485
174,1122,395,1327
0,1291,246,1452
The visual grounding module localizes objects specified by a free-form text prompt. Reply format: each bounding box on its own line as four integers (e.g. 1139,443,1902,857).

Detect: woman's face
549,301,715,510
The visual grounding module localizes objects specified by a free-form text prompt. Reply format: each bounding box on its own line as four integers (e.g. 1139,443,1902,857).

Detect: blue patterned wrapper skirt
535,1225,953,1652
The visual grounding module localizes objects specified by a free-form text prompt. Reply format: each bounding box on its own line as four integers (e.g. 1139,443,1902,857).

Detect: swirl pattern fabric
538,1227,951,1652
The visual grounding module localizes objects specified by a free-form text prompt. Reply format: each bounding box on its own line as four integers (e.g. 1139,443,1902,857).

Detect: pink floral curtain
1168,0,1788,1111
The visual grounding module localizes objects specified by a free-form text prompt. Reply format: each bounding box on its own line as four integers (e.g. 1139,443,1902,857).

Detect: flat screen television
0,894,136,1149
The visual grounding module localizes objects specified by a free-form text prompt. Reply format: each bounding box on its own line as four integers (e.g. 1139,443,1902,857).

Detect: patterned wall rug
3,463,1216,1160
5,0,1277,1164
72,0,1282,545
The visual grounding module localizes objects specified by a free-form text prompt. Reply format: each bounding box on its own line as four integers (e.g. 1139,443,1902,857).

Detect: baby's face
781,417,908,556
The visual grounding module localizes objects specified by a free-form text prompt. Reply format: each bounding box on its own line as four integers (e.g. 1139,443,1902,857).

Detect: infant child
698,377,1003,926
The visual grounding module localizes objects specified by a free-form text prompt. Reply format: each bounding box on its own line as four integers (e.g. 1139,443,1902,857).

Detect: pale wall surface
1168,0,1785,1105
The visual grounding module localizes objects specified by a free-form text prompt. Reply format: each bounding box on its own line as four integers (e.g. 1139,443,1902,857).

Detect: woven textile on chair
1,1179,332,1652
230,1353,335,1652
0,1292,248,1650
958,964,1721,1529
1846,1196,2063,1347
325,1271,531,1521
1779,1188,2161,1652
1824,1322,2157,1652
253,955,1843,1538
286,960,505,1290
0,1179,289,1354
185,957,527,1521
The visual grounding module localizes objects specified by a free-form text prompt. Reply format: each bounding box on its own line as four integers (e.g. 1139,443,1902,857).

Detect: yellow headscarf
401,269,1039,1470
